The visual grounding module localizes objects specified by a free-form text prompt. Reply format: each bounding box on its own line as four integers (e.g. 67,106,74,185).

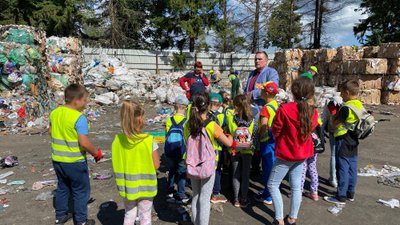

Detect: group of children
49,75,366,225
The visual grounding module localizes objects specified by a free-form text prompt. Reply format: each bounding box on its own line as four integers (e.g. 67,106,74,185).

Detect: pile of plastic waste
83,53,186,104
0,25,51,134
358,164,400,189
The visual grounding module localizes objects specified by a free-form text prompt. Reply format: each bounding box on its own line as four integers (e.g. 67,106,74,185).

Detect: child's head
219,91,230,106
210,92,222,111
258,81,279,101
233,94,252,122
291,77,315,140
121,100,145,138
339,80,359,101
174,95,189,113
64,84,88,111
189,93,210,136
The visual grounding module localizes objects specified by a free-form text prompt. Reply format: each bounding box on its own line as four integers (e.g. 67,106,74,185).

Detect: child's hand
93,149,104,163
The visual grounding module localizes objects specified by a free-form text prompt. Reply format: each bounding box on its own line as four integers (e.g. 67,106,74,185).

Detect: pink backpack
186,127,216,179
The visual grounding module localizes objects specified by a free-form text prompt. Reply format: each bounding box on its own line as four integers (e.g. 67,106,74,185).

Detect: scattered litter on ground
0,171,14,179
35,191,54,201
0,179,7,184
32,179,57,191
0,188,8,195
328,205,344,216
377,199,400,208
0,156,18,168
7,180,25,185
359,165,400,188
93,170,112,180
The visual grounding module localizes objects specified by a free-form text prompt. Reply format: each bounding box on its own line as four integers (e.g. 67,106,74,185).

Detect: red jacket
179,72,209,98
272,102,319,161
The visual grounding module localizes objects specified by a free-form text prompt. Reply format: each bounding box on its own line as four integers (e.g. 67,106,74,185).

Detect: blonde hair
121,100,146,139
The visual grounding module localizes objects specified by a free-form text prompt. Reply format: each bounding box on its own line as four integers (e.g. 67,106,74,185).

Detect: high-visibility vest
226,112,255,155
335,99,363,138
259,100,279,143
112,134,157,201
50,106,85,163
186,103,192,119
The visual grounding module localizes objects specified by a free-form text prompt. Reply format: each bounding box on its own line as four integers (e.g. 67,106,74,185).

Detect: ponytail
291,77,315,141
189,93,210,136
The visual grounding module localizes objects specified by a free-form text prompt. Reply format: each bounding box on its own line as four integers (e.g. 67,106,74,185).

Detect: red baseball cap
256,81,279,95
194,61,203,68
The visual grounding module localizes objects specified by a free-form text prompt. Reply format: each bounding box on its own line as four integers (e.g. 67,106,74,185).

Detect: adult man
229,69,240,99
179,61,210,99
244,51,279,175
244,51,279,108
302,65,318,80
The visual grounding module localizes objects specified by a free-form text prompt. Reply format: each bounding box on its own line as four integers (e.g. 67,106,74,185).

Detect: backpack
186,126,216,179
233,118,254,150
344,104,376,140
312,125,325,154
164,117,187,158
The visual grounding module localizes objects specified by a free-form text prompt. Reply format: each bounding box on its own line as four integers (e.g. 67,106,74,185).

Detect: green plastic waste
22,73,36,89
8,48,28,65
0,54,7,64
0,81,10,91
0,45,4,53
3,28,35,45
50,73,69,87
1,75,12,88
27,48,41,61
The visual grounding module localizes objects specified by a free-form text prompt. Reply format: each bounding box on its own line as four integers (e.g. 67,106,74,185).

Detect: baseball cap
210,92,222,103
175,95,189,106
194,61,203,68
310,66,318,74
256,81,279,95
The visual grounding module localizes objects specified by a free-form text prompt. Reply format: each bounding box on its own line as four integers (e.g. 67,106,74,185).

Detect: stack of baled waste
0,25,51,133
84,53,185,104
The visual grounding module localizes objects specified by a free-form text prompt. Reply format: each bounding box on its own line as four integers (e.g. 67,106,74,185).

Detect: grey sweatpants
191,172,216,225
232,153,252,201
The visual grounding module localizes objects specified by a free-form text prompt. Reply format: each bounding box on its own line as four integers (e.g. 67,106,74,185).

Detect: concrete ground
0,103,399,225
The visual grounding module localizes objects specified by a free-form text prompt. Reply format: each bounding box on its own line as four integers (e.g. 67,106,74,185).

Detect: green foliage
354,0,400,46
171,52,187,70
266,0,302,49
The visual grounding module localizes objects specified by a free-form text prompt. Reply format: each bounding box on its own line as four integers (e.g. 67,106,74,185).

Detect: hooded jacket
272,102,319,161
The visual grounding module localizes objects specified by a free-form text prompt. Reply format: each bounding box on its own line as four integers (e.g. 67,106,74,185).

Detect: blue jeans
213,150,223,195
167,157,186,199
329,132,337,184
335,139,358,201
53,161,90,224
260,141,276,201
268,159,304,220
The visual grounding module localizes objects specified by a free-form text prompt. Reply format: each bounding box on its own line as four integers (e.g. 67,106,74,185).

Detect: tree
354,0,400,46
0,0,36,26
266,0,302,49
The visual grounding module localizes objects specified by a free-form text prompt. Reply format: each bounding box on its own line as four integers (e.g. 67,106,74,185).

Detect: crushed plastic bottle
328,204,345,216
35,191,54,201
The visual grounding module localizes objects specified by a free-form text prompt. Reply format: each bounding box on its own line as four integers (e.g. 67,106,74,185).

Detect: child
227,94,257,208
165,96,190,204
50,84,103,225
185,93,233,225
208,93,228,204
268,77,318,225
112,100,160,225
229,69,240,99
253,81,279,205
219,90,233,114
324,80,362,205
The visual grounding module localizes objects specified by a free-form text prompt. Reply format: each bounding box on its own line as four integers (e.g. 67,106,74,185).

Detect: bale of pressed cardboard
279,71,299,90
359,89,381,105
328,61,343,74
342,59,387,75
363,46,379,58
377,43,400,58
381,90,400,105
302,49,318,63
387,58,400,75
274,49,303,63
334,46,363,61
326,74,340,87
317,48,337,62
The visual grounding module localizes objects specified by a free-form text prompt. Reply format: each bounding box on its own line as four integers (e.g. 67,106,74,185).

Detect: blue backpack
165,117,187,158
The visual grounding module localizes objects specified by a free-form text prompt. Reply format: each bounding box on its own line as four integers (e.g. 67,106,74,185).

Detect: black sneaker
80,219,95,225
284,216,296,225
240,199,250,208
55,213,72,225
347,192,355,202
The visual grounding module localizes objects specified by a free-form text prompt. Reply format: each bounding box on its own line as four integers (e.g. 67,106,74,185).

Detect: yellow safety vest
112,134,157,201
335,99,363,138
50,106,85,163
259,100,278,143
226,112,255,155
186,103,192,119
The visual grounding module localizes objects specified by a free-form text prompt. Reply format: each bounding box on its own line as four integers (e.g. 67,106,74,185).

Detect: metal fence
83,48,263,74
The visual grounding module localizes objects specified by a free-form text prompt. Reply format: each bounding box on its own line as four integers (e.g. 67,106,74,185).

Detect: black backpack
312,125,325,154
